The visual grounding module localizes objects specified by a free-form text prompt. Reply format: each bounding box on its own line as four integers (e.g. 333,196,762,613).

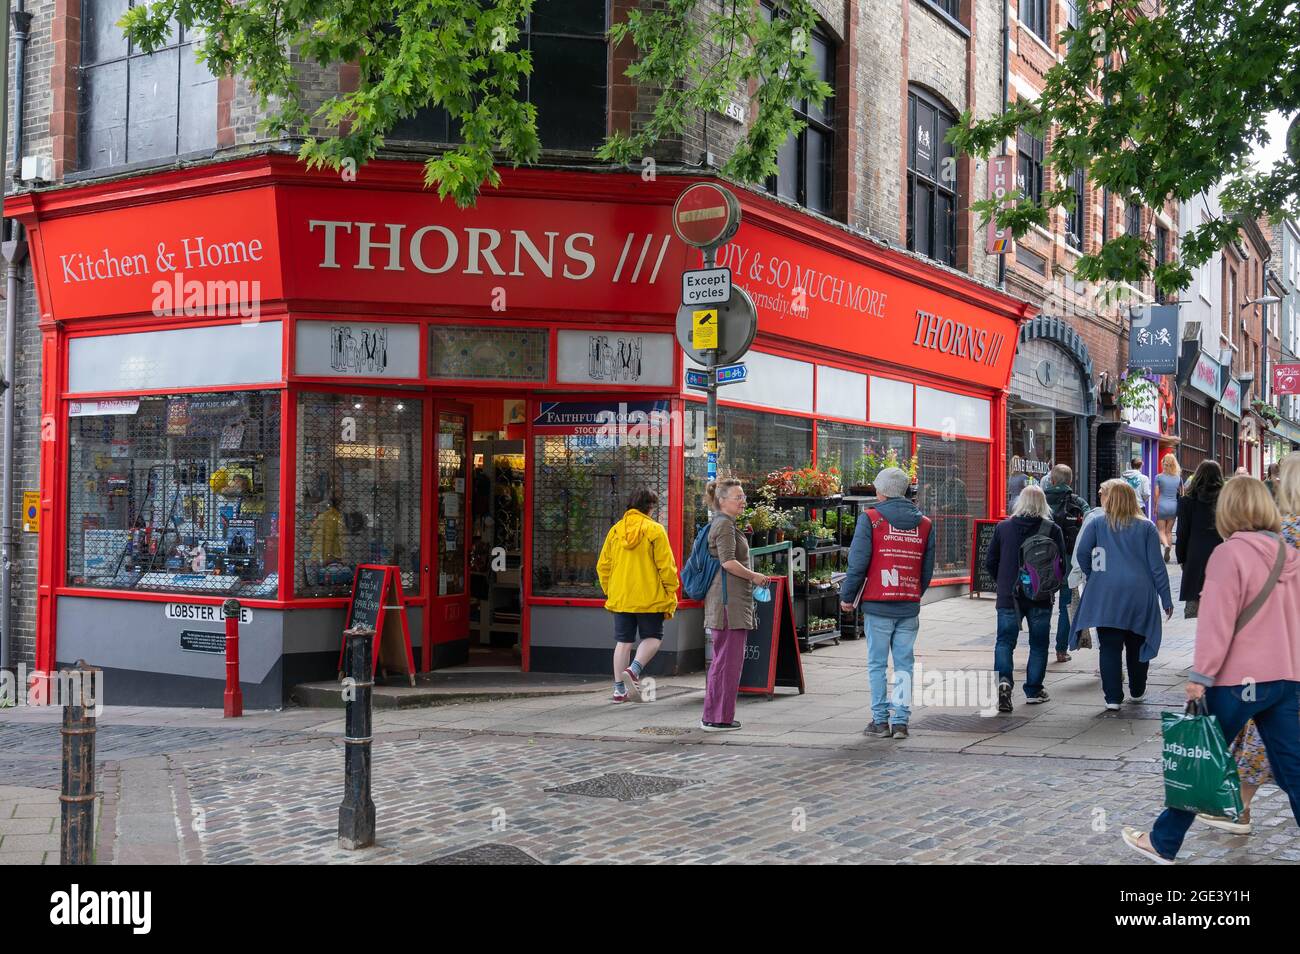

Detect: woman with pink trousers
700,477,766,731
1123,476,1300,863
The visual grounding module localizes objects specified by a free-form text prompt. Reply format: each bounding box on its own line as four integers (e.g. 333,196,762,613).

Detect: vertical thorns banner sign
985,156,1014,254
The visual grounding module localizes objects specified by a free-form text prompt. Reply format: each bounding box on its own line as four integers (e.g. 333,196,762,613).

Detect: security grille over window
66,391,280,595
916,434,988,580
533,427,670,598
429,326,549,382
295,392,422,597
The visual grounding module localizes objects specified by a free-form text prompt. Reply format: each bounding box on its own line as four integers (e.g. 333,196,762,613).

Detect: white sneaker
1197,812,1252,834
1128,693,1146,704
1105,702,1121,711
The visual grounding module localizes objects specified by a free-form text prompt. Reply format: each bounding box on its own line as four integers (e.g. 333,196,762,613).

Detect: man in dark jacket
986,485,1066,712
841,467,936,740
1043,464,1090,663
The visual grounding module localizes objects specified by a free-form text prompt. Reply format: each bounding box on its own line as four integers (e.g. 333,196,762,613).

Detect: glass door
428,402,472,654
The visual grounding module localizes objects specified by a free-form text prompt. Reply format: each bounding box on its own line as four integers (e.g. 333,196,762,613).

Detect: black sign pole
704,244,719,484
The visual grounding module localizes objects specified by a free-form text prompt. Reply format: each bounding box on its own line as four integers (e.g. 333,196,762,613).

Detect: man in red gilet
840,467,935,739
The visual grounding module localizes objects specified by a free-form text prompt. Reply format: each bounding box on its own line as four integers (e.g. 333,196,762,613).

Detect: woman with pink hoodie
1122,476,1300,864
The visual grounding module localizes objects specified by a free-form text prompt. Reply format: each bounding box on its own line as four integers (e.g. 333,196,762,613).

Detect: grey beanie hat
875,466,910,499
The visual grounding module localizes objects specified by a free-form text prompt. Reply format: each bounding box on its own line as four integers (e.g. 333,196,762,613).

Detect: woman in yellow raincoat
597,488,679,703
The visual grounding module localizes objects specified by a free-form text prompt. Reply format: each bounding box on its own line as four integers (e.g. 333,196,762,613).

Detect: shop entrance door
427,401,472,661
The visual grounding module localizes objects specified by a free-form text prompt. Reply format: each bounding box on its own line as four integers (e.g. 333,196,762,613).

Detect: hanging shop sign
1188,350,1223,400
555,330,675,387
985,156,1014,254
1121,380,1161,437
1274,362,1300,396
1128,305,1180,374
295,321,421,378
1221,376,1243,418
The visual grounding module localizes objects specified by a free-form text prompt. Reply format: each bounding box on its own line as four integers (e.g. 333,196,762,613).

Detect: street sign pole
703,245,719,482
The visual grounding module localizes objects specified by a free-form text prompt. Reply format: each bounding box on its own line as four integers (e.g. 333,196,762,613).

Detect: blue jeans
995,601,1051,697
1097,628,1148,705
1055,587,1071,653
865,613,920,726
1151,681,1300,860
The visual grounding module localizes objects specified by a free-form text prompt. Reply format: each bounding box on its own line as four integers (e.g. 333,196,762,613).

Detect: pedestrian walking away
1067,481,1121,651
1153,453,1183,563
1122,456,1152,516
840,466,936,740
699,477,767,731
1175,460,1226,618
597,489,679,702
986,485,1066,712
1044,464,1090,663
1070,482,1172,711
1124,476,1300,864
1197,452,1300,835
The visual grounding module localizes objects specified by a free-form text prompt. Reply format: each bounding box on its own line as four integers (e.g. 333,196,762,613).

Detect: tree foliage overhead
950,0,1300,297
121,0,831,207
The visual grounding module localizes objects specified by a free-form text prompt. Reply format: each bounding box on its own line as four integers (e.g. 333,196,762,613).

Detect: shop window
870,376,914,427
1021,0,1049,43
907,87,958,267
390,0,607,152
78,0,217,172
915,386,991,439
295,392,422,597
428,326,549,382
683,404,813,560
66,391,280,596
816,422,912,490
762,3,836,216
1007,403,1055,510
532,418,671,598
1065,167,1086,250
916,434,988,580
1017,129,1044,206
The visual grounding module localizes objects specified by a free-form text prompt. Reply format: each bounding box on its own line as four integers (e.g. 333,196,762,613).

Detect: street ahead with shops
3,564,1297,866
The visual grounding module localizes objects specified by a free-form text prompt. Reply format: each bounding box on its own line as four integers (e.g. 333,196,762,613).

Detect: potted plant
849,451,880,496
748,504,776,547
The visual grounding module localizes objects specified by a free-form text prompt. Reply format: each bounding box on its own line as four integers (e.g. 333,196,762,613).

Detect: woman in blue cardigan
1072,481,1174,711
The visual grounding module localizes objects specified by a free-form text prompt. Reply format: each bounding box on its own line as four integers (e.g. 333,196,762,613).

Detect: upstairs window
1017,130,1044,205
391,0,607,153
1126,201,1142,237
1021,0,1049,42
762,4,837,216
1065,167,1086,250
907,87,958,267
78,0,217,172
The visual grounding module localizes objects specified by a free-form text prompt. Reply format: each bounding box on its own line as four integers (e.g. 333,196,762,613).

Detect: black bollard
60,659,99,865
338,625,376,850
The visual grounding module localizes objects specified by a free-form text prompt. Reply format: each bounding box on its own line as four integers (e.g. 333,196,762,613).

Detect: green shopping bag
1161,700,1244,819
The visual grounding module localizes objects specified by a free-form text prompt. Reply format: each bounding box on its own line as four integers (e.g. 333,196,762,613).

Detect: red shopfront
10,155,1030,707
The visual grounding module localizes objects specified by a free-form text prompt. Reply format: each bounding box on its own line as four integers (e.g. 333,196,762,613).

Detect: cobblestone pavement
3,564,1298,864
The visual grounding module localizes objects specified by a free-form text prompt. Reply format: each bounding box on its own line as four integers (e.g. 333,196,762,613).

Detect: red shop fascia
8,154,1032,679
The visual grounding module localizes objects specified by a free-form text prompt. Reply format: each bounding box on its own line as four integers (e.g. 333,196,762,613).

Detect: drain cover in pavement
424,845,542,865
910,714,1030,733
544,772,700,801
637,726,694,737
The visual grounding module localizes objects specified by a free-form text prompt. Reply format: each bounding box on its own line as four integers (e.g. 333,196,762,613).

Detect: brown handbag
1231,536,1288,636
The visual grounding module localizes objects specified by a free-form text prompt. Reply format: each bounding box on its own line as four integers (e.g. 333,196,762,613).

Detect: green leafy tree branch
950,0,1299,299
121,0,830,208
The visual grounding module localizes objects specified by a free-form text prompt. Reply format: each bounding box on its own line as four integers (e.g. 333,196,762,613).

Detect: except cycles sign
681,267,732,305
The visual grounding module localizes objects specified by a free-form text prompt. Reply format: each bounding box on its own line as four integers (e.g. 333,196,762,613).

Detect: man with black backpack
1044,464,1091,663
985,485,1067,712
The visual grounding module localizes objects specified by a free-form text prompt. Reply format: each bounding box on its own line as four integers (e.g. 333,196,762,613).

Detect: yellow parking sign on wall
22,491,39,533
692,308,718,349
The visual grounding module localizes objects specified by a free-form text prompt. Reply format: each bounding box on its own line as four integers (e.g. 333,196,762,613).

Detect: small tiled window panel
428,326,549,383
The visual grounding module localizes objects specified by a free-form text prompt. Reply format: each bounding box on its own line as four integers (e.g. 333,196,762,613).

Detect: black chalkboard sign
739,576,805,696
970,520,1000,598
347,565,387,631
337,565,417,685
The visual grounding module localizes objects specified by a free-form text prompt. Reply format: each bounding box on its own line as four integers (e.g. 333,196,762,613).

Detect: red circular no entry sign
672,183,742,248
